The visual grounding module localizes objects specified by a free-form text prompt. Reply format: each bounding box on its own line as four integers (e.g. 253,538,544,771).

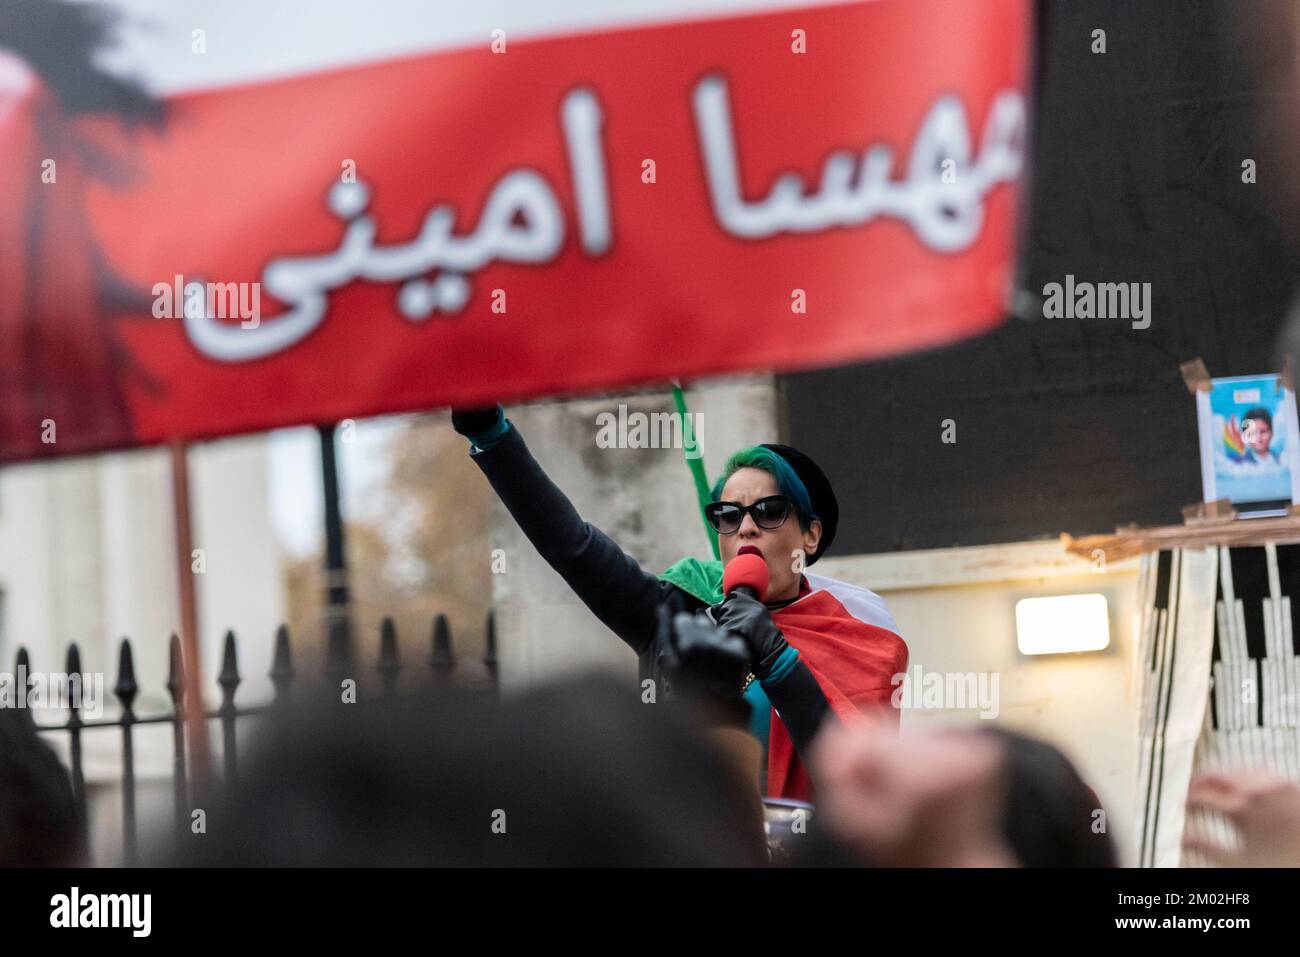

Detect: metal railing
10,611,498,865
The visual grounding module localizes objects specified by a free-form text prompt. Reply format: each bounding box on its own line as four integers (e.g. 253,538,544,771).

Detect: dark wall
781,0,1300,553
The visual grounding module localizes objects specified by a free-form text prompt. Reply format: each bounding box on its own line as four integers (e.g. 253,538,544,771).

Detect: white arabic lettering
184,166,567,361
562,87,611,256
184,77,1023,363
692,73,1024,251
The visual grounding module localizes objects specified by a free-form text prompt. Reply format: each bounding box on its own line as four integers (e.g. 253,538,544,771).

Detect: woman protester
452,404,907,801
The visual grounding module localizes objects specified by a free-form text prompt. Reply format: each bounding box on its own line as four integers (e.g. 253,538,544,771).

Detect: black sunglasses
704,495,794,535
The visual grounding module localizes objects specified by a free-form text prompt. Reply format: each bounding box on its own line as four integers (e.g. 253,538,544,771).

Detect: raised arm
453,405,668,655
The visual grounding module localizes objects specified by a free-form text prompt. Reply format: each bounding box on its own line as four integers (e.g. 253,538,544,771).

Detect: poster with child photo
1196,374,1300,516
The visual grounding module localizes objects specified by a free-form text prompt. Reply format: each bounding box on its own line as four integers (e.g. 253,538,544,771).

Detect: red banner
0,0,1030,463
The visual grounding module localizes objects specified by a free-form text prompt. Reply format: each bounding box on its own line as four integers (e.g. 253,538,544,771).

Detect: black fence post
15,646,34,723
484,610,498,690
166,634,188,843
114,638,139,867
270,624,294,705
430,614,454,685
217,630,240,797
64,643,88,864
379,617,400,700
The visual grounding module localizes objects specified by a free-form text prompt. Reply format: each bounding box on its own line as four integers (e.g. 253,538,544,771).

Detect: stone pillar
489,374,778,692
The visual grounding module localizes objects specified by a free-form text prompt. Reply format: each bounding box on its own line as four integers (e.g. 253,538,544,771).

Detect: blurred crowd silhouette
5,661,1297,868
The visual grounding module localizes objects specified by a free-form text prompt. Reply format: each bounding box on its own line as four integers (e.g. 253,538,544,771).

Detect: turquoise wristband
759,645,800,687
468,416,510,451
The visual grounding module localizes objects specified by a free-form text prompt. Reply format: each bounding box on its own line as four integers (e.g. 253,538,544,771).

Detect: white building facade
0,435,285,863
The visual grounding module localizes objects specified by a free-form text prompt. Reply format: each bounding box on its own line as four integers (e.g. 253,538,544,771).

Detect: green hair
710,446,818,531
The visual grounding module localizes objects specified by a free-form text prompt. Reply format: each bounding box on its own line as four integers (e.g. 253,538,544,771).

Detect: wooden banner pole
169,439,210,794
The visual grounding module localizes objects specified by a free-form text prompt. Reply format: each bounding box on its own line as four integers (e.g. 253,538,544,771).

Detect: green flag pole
671,379,720,560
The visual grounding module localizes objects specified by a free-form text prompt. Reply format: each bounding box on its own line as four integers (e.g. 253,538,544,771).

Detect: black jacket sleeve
467,422,669,656
762,660,834,760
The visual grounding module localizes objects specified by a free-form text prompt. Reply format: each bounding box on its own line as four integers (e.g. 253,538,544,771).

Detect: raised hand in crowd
809,716,1018,868
1184,770,1300,867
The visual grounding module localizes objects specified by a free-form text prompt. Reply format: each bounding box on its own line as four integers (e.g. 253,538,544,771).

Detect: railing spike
484,610,498,685
166,633,185,707
379,617,399,697
114,637,139,865
269,624,294,702
64,643,83,719
114,638,138,719
166,634,189,845
218,629,241,693
63,641,88,860
218,630,241,792
15,646,32,713
430,614,454,674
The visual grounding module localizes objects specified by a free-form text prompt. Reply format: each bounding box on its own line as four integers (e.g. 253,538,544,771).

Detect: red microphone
723,553,769,603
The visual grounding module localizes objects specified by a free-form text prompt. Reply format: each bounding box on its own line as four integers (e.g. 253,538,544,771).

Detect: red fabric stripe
768,588,908,800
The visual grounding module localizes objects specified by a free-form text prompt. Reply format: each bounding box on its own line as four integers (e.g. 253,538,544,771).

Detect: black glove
712,590,789,680
451,405,503,438
654,605,751,720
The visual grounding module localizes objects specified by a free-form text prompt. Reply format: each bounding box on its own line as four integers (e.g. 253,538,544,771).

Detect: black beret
759,443,838,565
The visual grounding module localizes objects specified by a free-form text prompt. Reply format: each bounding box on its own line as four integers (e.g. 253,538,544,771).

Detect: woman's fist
451,405,503,438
